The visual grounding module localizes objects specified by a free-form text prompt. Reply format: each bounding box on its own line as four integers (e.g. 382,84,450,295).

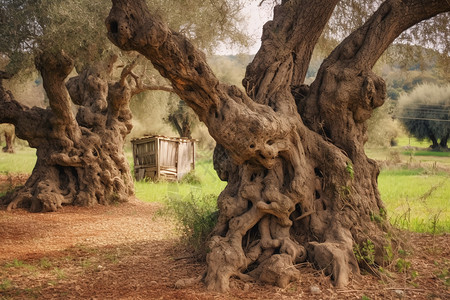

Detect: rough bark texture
106,0,450,292
0,52,139,212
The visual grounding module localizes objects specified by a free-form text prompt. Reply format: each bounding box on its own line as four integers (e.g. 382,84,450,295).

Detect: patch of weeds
434,260,450,287
4,259,35,271
394,249,420,286
180,171,201,185
5,259,25,268
53,267,66,280
361,295,371,300
0,279,12,291
345,162,354,179
73,243,99,255
354,239,375,266
377,266,394,279
39,258,52,269
47,280,58,286
104,253,119,264
339,185,352,200
158,193,218,259
370,208,387,224
80,259,91,269
395,249,411,275
383,234,395,264
429,211,444,235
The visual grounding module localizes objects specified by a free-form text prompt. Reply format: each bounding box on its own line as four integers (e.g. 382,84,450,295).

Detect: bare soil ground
0,175,449,299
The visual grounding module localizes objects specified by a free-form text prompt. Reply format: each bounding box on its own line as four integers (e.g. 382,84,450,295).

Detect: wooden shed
131,135,196,181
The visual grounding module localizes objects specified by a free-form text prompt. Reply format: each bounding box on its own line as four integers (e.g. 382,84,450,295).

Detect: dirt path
0,197,449,299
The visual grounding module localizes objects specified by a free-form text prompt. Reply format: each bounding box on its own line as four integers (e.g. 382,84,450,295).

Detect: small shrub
370,208,387,224
0,279,12,291
39,258,53,269
395,258,411,273
159,193,218,259
180,171,201,185
5,259,34,270
354,239,375,266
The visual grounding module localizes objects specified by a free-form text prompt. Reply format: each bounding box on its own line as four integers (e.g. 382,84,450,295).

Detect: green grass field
1,139,449,234
378,168,449,233
0,148,37,174
134,158,226,203
395,136,431,148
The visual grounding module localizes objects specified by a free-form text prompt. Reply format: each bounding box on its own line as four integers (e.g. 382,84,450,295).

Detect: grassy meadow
0,148,37,174
1,138,449,234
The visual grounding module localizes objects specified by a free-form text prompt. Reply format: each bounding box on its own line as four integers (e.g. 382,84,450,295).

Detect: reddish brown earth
0,175,449,299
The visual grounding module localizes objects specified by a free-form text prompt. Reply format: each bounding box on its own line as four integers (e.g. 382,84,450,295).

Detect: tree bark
429,133,439,149
106,0,450,292
0,52,139,212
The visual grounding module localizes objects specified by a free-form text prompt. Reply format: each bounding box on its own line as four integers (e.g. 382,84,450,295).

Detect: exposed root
249,254,301,288
307,226,359,288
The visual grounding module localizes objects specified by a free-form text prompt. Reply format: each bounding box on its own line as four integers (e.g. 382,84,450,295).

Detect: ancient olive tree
0,0,139,211
0,0,249,211
0,53,141,211
106,0,450,291
397,83,450,149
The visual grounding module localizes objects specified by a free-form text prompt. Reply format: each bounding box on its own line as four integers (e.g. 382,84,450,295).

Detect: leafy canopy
397,83,450,147
0,0,248,75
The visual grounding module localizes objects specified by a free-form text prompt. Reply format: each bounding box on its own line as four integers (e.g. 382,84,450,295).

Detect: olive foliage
0,0,248,75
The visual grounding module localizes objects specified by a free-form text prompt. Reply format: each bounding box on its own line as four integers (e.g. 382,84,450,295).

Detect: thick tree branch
118,60,174,95
35,51,81,144
331,0,450,69
106,0,220,114
300,0,449,154
0,84,52,146
106,0,297,167
243,0,339,101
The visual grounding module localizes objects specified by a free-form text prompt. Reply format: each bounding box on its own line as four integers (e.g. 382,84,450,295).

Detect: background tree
397,83,450,149
107,0,450,292
366,100,399,147
0,124,15,153
165,99,198,139
0,0,250,211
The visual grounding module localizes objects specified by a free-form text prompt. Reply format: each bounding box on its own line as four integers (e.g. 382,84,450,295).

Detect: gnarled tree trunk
0,52,141,212
106,0,450,291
